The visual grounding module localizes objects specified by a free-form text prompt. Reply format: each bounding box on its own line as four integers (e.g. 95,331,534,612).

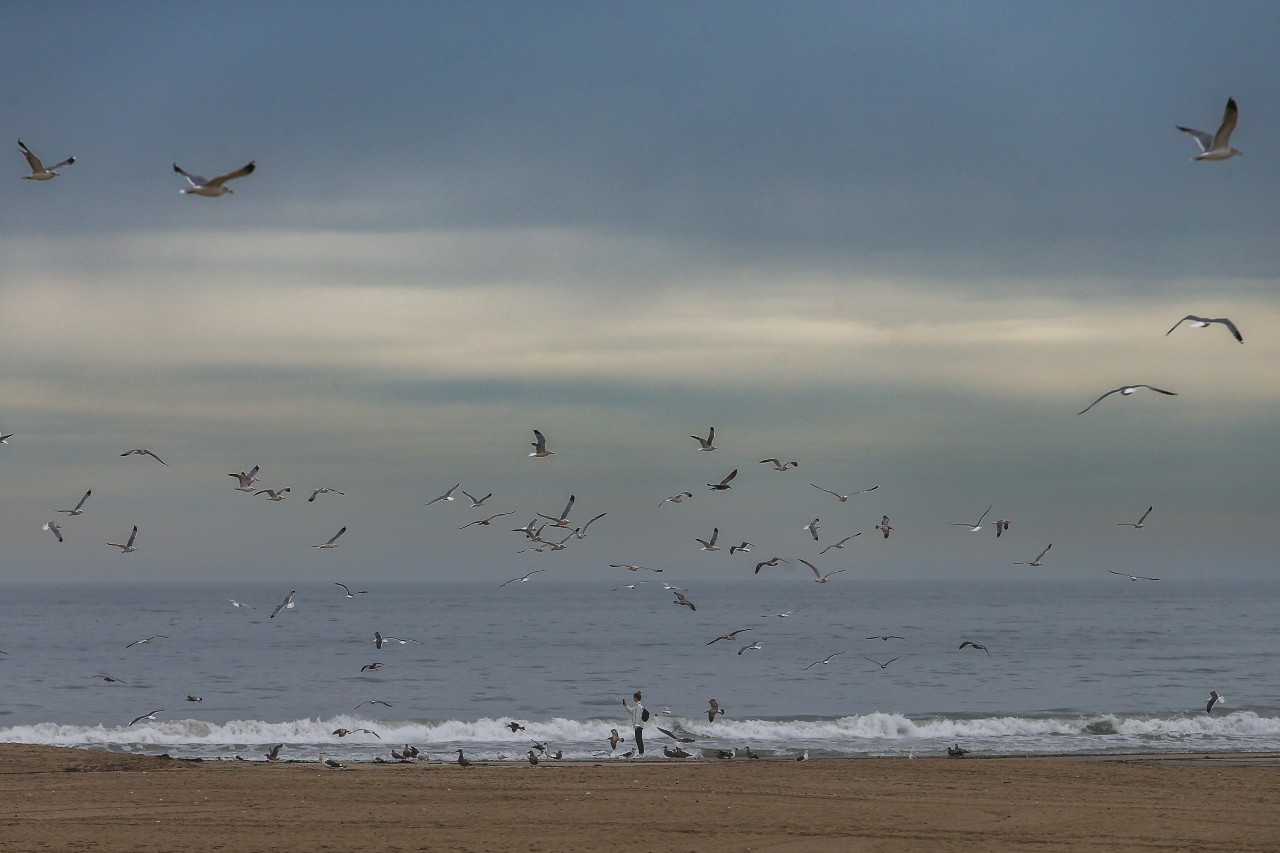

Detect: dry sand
2,745,1280,851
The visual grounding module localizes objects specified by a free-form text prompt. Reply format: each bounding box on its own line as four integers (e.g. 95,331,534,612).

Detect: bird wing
1036,543,1052,561
74,490,91,511
18,140,46,172
1077,387,1122,414
126,526,138,547
976,503,993,525
207,161,256,187
1212,97,1239,150
798,558,820,579
1137,385,1177,396
1136,506,1153,525
172,163,209,185
1213,317,1244,342
1176,125,1213,153
328,526,347,545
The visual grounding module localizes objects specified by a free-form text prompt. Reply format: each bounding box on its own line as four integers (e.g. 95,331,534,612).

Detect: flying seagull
125,635,168,648
229,466,260,492
1177,97,1242,161
804,518,821,540
958,640,990,656
1206,690,1224,714
42,521,64,542
426,484,461,506
1014,543,1052,567
107,525,139,553
460,511,516,529
695,527,720,552
1077,385,1177,415
500,569,547,588
253,487,291,501
659,491,694,507
572,512,607,539
1109,569,1160,582
706,627,754,645
128,709,164,727
332,727,381,739
876,516,893,539
1165,315,1244,343
173,160,256,195
759,458,798,471
55,490,92,516
673,592,697,611
810,483,879,502
506,721,526,733
269,590,296,618
691,426,716,451
355,700,392,710
754,556,788,574
121,448,168,465
949,503,993,532
803,652,844,671
866,635,906,641
228,599,255,609
307,487,344,502
18,139,74,180
529,429,554,458
538,494,575,527
1117,506,1154,529
707,469,737,491
864,656,901,670
994,519,1011,538
820,533,862,554
334,582,367,598
462,490,492,507
655,722,696,737
737,641,763,655
707,698,725,722
360,662,383,672
264,744,283,761
373,632,420,649
312,526,347,548
610,563,662,573
798,558,845,583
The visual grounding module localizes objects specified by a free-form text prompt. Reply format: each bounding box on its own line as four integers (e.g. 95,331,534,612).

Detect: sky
1,2,1277,582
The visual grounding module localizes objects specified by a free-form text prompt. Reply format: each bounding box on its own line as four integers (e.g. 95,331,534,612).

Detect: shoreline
5,745,1280,851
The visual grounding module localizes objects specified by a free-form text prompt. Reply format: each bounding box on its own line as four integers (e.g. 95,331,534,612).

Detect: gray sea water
1,579,1276,762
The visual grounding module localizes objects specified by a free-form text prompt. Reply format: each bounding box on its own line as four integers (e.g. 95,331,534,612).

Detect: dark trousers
634,726,644,754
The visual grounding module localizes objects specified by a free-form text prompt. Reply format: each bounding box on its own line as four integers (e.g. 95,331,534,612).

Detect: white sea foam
5,711,1280,761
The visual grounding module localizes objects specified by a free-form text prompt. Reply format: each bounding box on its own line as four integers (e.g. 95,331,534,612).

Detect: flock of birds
9,96,1248,762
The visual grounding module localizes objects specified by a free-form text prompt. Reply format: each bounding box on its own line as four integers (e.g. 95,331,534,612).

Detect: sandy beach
2,746,1279,851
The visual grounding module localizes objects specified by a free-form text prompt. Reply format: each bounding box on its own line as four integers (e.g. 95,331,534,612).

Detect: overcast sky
2,2,1277,583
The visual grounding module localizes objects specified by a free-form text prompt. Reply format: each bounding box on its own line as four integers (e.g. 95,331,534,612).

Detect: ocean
1,579,1276,762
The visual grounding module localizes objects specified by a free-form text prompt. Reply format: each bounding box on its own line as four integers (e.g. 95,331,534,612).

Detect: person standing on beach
622,691,647,755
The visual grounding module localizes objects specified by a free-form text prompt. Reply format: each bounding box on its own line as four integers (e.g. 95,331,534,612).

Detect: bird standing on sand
947,744,969,758
456,749,473,767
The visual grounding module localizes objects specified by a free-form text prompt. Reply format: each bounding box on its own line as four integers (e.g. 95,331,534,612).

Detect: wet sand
3,745,1280,851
